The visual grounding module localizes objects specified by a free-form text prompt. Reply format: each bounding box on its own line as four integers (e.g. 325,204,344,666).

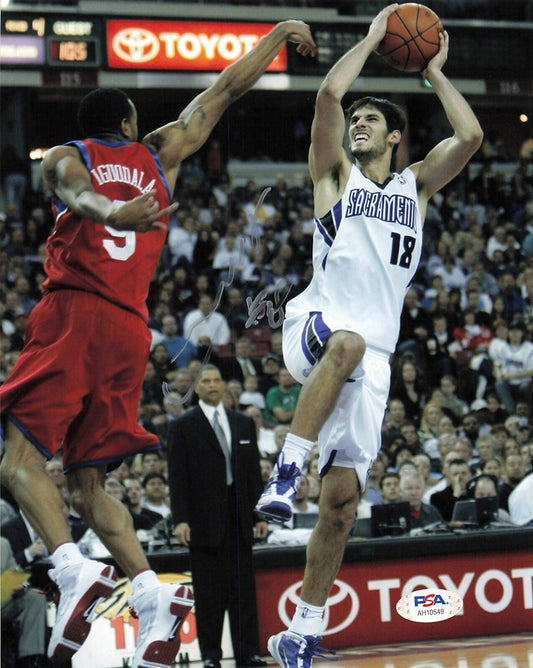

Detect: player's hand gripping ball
376,3,443,72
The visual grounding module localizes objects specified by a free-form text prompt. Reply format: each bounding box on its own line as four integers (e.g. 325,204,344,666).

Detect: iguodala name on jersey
90,163,157,193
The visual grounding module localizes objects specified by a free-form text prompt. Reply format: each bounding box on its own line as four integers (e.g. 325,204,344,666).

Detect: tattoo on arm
149,132,165,152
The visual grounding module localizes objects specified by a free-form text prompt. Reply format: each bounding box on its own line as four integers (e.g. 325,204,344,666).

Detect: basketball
376,3,443,73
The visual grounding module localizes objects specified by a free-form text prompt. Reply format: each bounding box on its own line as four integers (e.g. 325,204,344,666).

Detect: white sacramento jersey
286,164,423,356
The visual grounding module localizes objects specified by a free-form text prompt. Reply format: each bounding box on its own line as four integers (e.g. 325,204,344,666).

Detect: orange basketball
376,3,443,73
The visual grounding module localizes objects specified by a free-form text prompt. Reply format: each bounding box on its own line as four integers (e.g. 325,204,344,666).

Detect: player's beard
352,133,388,165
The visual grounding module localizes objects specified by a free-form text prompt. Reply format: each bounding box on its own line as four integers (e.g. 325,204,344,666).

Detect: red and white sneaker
129,583,194,668
47,559,117,663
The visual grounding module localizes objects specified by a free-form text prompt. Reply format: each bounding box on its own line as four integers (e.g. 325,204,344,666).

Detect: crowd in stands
1,135,533,551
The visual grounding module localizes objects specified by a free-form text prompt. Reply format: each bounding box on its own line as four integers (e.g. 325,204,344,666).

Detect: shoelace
304,636,338,662
267,462,299,495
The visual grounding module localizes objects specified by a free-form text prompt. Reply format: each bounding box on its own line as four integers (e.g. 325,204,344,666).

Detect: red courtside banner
69,550,532,666
256,550,533,652
106,19,287,71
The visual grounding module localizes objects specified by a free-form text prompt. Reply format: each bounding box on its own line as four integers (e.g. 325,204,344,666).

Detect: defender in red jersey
0,22,316,668
45,138,170,320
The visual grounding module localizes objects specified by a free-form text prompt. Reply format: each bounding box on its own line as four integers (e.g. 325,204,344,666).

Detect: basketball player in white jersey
256,5,482,666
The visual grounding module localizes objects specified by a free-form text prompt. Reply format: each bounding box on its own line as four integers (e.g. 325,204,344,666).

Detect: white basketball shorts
282,310,391,489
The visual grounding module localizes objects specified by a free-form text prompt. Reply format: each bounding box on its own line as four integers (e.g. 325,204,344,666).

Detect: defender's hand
281,20,317,57
105,191,179,232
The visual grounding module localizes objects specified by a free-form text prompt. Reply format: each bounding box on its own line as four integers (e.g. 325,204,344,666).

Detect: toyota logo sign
278,579,359,636
106,19,286,71
112,28,160,63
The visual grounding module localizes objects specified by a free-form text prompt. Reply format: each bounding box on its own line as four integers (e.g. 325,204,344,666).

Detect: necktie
213,410,233,485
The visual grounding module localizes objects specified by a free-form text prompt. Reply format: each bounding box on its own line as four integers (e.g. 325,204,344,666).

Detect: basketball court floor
219,633,533,668
315,633,533,667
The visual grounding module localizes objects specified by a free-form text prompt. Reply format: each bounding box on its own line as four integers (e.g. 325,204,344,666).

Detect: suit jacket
132,507,164,530
1,514,34,568
167,406,263,549
220,356,262,384
430,486,468,522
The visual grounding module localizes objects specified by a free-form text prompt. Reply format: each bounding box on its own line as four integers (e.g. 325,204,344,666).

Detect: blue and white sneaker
268,631,336,668
255,454,300,523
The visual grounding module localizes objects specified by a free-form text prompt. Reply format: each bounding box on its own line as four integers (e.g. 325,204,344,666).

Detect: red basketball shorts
0,289,160,471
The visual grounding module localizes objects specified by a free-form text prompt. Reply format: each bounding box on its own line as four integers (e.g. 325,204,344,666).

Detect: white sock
281,434,314,471
131,569,160,597
288,600,325,636
51,542,85,569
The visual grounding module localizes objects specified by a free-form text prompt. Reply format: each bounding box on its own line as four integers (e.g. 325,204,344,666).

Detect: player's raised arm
309,4,398,185
143,20,316,191
41,145,177,231
411,31,483,203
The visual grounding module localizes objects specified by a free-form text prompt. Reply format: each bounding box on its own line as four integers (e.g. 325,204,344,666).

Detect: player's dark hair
347,96,406,133
346,96,406,160
78,88,133,138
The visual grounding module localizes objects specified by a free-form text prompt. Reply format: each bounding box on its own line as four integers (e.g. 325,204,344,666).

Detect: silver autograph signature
164,186,289,405
245,285,292,328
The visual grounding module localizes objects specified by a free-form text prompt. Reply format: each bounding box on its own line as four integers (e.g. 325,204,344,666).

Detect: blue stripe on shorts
301,311,332,366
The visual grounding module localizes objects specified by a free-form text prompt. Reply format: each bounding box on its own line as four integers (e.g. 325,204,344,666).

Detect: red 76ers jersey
43,138,170,321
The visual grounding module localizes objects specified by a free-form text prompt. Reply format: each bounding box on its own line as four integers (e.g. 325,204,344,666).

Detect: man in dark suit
220,337,263,383
168,364,268,668
0,511,55,593
1,511,47,570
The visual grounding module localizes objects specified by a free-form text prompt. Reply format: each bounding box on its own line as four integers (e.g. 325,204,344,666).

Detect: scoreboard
47,37,100,68
2,15,100,68
2,15,101,68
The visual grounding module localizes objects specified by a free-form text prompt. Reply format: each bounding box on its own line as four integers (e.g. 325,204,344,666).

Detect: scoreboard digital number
46,36,100,67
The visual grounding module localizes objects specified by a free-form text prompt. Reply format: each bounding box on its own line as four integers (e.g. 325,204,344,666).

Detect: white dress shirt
199,400,231,451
